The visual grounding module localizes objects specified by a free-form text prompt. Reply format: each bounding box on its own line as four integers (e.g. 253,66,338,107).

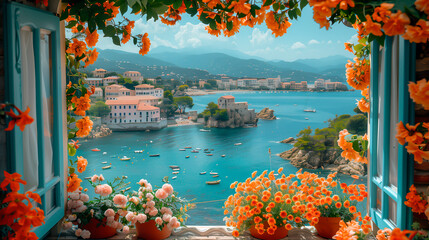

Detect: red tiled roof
135,84,154,89
137,103,159,111
220,95,235,99
95,68,106,72
117,96,160,100
124,71,141,74
105,99,140,105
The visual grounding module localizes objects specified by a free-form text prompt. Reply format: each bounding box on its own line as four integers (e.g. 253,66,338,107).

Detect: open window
369,36,415,230
4,2,64,238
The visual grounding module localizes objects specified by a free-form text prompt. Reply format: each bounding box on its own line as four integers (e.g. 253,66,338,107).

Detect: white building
314,79,326,89
92,87,103,98
86,78,103,87
135,84,164,98
92,68,107,78
123,71,144,83
103,76,119,86
105,84,135,100
104,98,161,124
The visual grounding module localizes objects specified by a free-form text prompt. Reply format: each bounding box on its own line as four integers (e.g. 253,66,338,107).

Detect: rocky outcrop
205,109,258,128
279,147,366,176
87,125,112,139
256,108,276,120
173,90,188,97
280,137,296,144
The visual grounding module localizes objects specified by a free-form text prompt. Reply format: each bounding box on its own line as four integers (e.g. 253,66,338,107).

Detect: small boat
103,152,107,155
196,148,202,150
234,143,242,146
210,149,214,151
184,147,192,149
179,149,186,151
91,148,101,152
149,154,160,157
101,161,107,164
185,156,190,158
134,150,143,153
172,168,180,171
172,171,179,174
206,180,221,185
200,129,211,132
84,177,91,179
172,176,177,180
102,166,111,170
221,155,226,157
191,150,199,153
206,154,213,156
200,172,207,175
210,172,218,175
169,165,179,169
303,109,316,113
305,117,309,120
120,156,131,161
212,175,219,178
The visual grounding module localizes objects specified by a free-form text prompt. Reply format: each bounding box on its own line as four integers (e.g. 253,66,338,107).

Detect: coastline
186,89,354,96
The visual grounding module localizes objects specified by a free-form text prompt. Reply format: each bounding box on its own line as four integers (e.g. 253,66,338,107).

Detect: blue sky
97,8,358,61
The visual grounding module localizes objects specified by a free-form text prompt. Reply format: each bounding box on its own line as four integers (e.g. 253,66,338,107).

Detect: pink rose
162,184,174,195
80,194,89,202
147,200,155,208
149,208,159,216
118,209,128,217
155,217,163,225
123,226,130,234
125,212,137,224
173,221,181,229
69,192,80,200
80,230,91,239
68,214,77,221
75,205,87,213
75,228,82,237
161,207,173,216
104,208,115,217
63,221,73,230
113,194,128,207
95,184,112,197
136,214,147,223
155,189,168,200
116,222,123,230
130,196,140,205
138,179,148,186
169,216,178,226
162,214,171,222
91,175,99,182
146,193,154,200
106,216,115,224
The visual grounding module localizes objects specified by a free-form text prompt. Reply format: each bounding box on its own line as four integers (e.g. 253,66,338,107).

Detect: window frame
4,2,64,238
369,37,415,230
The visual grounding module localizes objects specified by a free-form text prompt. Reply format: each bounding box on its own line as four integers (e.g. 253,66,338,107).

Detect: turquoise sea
79,91,366,225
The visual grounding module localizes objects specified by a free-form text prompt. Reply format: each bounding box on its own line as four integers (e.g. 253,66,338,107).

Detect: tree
214,109,229,121
164,90,173,102
87,101,110,117
178,85,189,91
104,72,118,77
294,127,314,151
204,83,212,89
206,102,219,115
174,96,194,113
207,79,217,89
346,114,368,135
158,98,178,118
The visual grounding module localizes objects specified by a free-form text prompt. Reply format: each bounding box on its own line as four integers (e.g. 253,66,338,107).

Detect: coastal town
84,67,349,133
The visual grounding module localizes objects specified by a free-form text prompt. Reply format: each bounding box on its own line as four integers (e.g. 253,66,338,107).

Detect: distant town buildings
86,78,103,87
92,87,103,98
124,71,144,83
103,76,119,86
135,84,164,98
217,95,256,125
92,68,107,78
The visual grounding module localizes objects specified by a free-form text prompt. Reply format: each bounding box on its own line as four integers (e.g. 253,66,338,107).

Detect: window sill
48,226,325,239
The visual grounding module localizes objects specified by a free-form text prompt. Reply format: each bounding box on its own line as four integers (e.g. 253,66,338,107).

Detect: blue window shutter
4,2,64,238
369,37,415,230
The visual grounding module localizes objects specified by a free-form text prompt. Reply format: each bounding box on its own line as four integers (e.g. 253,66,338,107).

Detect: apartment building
123,71,144,83
135,84,163,98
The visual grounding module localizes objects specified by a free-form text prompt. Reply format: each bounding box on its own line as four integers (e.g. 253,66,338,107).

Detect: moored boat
184,146,192,149
179,149,186,151
210,172,218,175
221,155,226,157
120,156,131,161
206,154,213,156
191,150,199,153
101,161,107,164
200,129,211,132
303,109,316,112
134,150,143,153
103,152,107,155
206,180,221,185
212,175,219,178
102,166,111,170
196,148,202,150
91,148,101,152
200,172,207,175
149,154,160,157
234,143,242,146
172,176,177,180
172,171,179,174
185,156,190,158
169,165,179,169
172,168,180,171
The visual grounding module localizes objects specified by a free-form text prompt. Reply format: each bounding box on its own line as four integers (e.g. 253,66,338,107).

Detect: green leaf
66,20,78,28
141,0,148,7
112,36,121,46
103,25,117,37
186,7,198,16
300,0,308,9
128,0,137,7
120,2,128,15
69,167,75,174
353,44,363,53
173,0,182,9
133,37,138,45
295,8,301,17
352,140,361,152
68,131,76,139
273,3,279,12
263,0,273,7
88,20,96,32
77,24,84,32
226,21,233,31
68,145,77,156
80,8,89,22
250,6,256,18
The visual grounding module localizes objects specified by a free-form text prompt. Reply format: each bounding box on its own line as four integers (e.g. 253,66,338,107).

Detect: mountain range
84,48,351,83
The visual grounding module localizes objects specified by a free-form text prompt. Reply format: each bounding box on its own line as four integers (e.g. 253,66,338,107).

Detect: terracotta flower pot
80,217,117,239
136,220,172,240
314,216,341,239
249,224,289,240
414,170,429,184
415,159,429,171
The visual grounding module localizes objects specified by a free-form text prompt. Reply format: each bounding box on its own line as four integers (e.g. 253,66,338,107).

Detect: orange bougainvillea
382,10,410,36
337,129,367,163
405,185,428,214
85,28,99,48
403,20,429,44
71,94,91,116
346,58,370,91
67,172,82,193
265,11,292,37
0,171,45,240
75,116,93,138
77,156,88,173
3,106,34,132
396,121,429,164
139,33,151,56
409,79,429,110
66,39,87,57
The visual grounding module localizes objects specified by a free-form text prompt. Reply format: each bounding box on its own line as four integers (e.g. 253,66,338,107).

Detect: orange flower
405,185,428,214
390,228,418,240
280,210,287,218
4,106,34,132
403,20,429,43
85,28,99,48
357,97,370,113
0,171,27,192
396,121,424,145
363,15,382,36
415,0,429,15
229,0,251,15
335,202,342,208
84,48,99,68
346,58,370,91
351,175,359,180
382,10,410,36
372,3,393,23
232,230,239,237
344,42,353,53
265,11,292,37
66,38,87,57
76,116,93,137
405,142,429,164
344,200,350,208
254,216,262,223
67,173,82,193
71,94,91,116
409,79,429,110
139,33,151,56
349,206,356,213
77,156,88,173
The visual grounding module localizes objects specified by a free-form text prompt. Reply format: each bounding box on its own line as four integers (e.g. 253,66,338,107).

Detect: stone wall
106,119,167,131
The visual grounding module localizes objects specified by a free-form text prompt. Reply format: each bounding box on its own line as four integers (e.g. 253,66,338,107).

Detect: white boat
172,171,179,174
172,176,177,180
221,155,226,157
103,152,107,155
101,161,107,164
200,172,207,175
184,147,192,149
172,168,180,171
179,149,186,151
210,172,218,175
134,150,143,153
84,177,91,179
206,180,221,185
120,156,131,161
191,150,199,153
102,166,111,170
200,129,211,132
169,165,179,169
305,118,309,120
234,143,242,146
196,148,202,150
303,109,316,113
212,175,219,178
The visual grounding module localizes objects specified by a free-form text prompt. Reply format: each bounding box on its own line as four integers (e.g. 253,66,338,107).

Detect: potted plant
123,178,191,240
224,168,320,240
310,173,367,239
63,174,130,239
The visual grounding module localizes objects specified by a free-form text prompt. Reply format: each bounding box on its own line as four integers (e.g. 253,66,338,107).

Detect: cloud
291,42,305,49
250,28,273,45
308,39,320,45
174,22,223,48
347,34,359,44
327,40,332,44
